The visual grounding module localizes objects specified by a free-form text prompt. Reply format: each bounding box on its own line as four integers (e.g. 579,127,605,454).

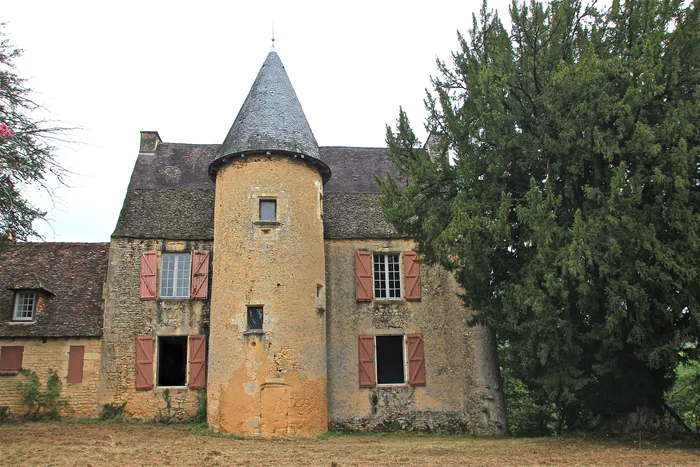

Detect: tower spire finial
271,23,276,51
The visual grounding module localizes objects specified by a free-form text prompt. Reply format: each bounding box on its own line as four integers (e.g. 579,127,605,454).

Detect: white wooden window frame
373,253,402,299
374,334,408,387
13,291,37,321
160,253,192,298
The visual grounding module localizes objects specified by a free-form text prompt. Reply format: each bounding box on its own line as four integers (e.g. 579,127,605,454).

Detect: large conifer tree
379,0,699,428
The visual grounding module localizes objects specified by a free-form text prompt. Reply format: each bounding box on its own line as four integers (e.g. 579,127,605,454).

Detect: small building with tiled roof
0,242,108,416
0,48,507,435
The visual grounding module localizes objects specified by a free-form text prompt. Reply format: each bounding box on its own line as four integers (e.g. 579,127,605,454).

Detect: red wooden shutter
355,251,373,302
140,251,157,300
407,334,426,386
188,335,207,388
67,346,85,383
190,251,210,299
0,346,23,371
135,336,154,390
358,335,376,388
403,251,421,301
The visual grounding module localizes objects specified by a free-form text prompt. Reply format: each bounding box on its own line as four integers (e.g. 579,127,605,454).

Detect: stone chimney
139,131,162,155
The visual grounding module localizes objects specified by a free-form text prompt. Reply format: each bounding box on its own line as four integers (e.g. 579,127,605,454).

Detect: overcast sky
4,0,511,242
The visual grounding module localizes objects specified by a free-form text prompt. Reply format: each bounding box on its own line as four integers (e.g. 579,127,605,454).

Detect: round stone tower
206,48,330,436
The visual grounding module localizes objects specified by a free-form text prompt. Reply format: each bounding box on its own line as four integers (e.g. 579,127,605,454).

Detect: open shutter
67,346,85,383
0,346,24,371
403,251,421,301
407,334,426,386
135,336,154,390
355,251,372,302
188,335,207,388
140,251,157,300
190,250,210,299
358,335,376,388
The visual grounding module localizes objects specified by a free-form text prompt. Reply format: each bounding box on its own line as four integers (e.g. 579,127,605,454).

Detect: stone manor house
0,49,506,436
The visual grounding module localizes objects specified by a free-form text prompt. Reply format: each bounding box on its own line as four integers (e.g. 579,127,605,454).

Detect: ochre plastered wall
0,337,101,418
208,155,327,437
99,238,211,419
325,239,507,435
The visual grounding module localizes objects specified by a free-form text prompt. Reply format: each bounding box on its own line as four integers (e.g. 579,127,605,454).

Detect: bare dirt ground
0,423,698,466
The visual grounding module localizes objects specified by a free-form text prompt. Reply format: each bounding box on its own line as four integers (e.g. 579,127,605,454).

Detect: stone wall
99,238,211,419
208,155,328,437
0,337,101,418
325,239,507,435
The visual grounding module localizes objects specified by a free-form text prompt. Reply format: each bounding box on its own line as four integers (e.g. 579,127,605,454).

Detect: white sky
4,0,511,242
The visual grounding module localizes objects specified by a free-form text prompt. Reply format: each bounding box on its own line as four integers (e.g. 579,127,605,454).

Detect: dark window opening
157,336,187,387
376,335,405,384
259,199,276,221
247,306,263,330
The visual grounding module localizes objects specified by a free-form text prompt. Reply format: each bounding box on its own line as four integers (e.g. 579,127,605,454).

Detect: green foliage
192,388,207,426
16,368,68,421
380,0,700,430
0,405,10,423
665,358,700,434
100,401,127,421
0,24,70,245
154,389,174,424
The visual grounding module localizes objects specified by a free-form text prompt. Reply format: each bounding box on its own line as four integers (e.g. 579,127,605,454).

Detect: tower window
247,306,264,331
157,336,187,387
259,199,277,221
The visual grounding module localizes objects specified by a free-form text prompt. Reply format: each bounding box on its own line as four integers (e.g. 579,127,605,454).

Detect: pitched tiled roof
211,51,330,182
0,243,109,337
114,144,402,239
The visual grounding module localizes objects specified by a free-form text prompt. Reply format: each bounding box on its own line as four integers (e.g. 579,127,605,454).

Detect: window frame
246,305,264,331
374,334,408,387
13,290,38,322
156,335,189,388
259,198,277,222
159,252,192,299
372,253,402,300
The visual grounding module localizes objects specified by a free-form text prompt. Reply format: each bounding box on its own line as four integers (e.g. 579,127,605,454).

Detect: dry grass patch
0,423,698,466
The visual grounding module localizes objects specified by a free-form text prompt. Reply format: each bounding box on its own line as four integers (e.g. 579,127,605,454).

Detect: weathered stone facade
325,239,506,435
99,238,211,419
0,337,101,418
207,155,328,436
0,47,509,436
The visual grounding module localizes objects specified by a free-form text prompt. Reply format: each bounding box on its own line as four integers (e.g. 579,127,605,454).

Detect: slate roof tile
0,243,109,337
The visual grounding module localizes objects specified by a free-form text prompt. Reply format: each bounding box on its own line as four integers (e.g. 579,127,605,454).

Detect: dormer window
13,291,37,321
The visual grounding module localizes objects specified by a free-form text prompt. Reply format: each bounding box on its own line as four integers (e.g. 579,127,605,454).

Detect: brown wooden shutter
355,251,373,302
407,334,426,386
0,346,23,371
403,251,421,301
140,251,157,300
67,346,85,383
358,335,376,388
188,335,207,388
135,336,154,390
190,251,210,299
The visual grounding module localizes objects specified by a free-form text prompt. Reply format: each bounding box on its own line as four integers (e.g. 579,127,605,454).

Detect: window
358,334,425,388
373,254,401,299
157,336,187,387
259,199,277,221
13,291,37,321
376,335,405,384
247,305,263,331
0,346,24,372
160,253,191,298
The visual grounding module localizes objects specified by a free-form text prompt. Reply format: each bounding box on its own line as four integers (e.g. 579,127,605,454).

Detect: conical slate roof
209,50,331,182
